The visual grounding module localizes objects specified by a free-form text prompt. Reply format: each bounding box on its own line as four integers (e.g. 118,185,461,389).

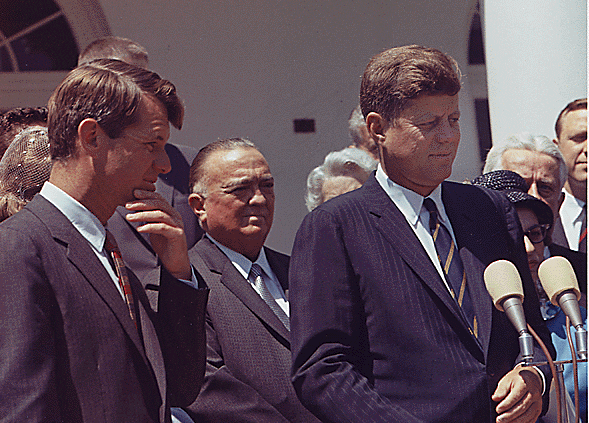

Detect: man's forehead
502,149,558,174
206,149,271,181
561,108,587,133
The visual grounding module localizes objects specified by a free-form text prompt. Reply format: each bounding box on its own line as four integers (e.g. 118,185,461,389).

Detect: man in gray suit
0,59,207,422
183,138,319,422
77,36,203,310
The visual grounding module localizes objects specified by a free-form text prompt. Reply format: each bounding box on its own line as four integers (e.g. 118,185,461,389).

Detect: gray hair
483,133,568,190
348,105,366,146
305,147,377,211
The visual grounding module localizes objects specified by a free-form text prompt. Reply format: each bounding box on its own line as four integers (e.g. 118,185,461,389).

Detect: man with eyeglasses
473,170,587,422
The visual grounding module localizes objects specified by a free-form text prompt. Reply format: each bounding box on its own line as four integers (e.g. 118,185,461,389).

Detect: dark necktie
104,229,137,324
423,198,477,337
579,204,586,253
249,263,290,331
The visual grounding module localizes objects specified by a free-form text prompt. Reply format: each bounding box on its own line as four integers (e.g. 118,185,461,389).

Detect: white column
482,0,587,144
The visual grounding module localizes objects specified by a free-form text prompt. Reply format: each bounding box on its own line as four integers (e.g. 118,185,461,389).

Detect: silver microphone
484,260,534,363
538,256,587,359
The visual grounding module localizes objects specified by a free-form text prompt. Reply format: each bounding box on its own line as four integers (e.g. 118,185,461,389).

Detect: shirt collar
39,181,106,252
207,234,271,280
375,164,449,227
561,189,586,221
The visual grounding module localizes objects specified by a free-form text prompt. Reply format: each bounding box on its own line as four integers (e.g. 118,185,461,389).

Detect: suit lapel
193,238,290,342
551,215,570,249
29,197,150,363
364,178,465,324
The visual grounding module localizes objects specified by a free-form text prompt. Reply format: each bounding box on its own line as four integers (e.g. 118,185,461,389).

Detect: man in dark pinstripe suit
289,45,555,423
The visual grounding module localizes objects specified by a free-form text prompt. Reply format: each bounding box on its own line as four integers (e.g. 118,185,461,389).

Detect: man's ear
365,112,388,146
188,192,207,223
77,118,100,153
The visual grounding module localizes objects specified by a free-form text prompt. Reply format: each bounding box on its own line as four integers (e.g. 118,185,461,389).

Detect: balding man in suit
184,138,319,423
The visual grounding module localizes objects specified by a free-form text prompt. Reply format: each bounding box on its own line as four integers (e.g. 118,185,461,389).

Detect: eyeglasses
523,224,551,244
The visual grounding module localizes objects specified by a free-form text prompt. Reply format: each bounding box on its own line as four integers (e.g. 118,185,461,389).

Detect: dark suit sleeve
157,266,209,407
0,227,62,422
289,209,424,423
185,313,291,423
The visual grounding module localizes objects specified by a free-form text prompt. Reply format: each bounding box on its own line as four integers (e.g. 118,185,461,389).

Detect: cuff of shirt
515,362,546,395
177,267,199,289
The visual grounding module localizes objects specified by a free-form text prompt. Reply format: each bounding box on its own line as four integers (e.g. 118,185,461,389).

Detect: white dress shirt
207,234,289,315
375,164,456,293
559,189,586,251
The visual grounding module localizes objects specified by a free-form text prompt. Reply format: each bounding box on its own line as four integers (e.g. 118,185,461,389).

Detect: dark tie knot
104,229,120,254
249,263,263,280
423,198,439,234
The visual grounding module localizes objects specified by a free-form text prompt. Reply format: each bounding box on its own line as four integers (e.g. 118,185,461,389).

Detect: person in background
0,106,47,158
0,126,51,221
78,36,149,68
553,98,587,253
484,133,586,289
348,104,379,160
305,146,376,211
289,44,554,423
472,169,587,423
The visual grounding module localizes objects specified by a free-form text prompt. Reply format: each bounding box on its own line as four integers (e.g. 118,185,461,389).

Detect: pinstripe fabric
289,175,554,423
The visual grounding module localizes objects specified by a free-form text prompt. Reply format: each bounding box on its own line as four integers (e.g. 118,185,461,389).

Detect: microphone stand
527,323,588,423
565,316,580,423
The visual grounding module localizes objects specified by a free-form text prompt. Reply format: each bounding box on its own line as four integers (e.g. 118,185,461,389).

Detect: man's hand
125,189,192,280
492,366,543,423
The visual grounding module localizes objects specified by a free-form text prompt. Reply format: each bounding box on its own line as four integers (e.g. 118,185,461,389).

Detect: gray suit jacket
0,196,208,423
185,236,320,423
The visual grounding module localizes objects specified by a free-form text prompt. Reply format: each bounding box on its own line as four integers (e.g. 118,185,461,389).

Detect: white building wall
483,0,587,145
95,0,479,254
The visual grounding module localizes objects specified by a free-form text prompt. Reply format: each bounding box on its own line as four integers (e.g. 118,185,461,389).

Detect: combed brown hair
189,138,256,195
555,98,587,139
360,45,461,124
48,58,183,161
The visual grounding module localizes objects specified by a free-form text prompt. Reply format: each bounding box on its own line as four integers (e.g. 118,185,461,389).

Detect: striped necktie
249,263,290,331
104,229,137,324
423,198,477,337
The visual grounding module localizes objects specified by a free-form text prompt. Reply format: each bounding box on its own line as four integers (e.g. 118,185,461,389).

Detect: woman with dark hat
472,170,587,422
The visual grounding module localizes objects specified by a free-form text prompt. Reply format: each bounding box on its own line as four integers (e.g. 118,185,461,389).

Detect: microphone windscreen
538,256,580,304
484,260,524,311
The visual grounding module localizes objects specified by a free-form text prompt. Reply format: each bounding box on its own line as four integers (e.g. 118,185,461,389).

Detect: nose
437,119,458,143
527,182,539,199
154,148,172,175
523,235,535,254
249,186,267,205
